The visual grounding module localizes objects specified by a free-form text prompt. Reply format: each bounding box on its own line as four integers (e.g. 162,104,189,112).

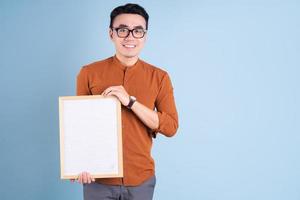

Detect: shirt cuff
150,112,164,138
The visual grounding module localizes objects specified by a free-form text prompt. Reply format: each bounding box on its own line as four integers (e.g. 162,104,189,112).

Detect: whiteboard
59,95,123,179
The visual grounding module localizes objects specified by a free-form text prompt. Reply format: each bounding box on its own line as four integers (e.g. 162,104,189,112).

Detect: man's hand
70,172,95,184
101,85,130,106
101,85,160,130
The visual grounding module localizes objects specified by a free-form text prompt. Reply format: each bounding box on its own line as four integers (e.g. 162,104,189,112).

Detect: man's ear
109,28,113,40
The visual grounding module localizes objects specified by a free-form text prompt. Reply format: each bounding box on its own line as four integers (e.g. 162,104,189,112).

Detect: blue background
1,0,299,199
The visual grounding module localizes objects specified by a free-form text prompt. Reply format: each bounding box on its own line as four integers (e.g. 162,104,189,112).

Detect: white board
59,95,123,179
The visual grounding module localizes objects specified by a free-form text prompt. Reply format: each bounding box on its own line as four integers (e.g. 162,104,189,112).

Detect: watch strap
127,96,136,109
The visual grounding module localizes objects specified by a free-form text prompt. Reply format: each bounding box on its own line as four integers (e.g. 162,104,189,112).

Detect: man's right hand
70,171,95,184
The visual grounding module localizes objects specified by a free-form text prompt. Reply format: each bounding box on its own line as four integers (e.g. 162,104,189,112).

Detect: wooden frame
59,95,123,179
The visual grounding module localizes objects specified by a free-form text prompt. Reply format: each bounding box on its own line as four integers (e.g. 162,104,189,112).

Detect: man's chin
122,53,139,59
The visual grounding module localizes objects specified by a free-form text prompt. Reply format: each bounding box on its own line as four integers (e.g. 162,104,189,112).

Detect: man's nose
125,30,135,40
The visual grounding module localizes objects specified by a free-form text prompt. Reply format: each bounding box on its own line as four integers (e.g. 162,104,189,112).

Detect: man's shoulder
82,57,113,71
139,59,168,77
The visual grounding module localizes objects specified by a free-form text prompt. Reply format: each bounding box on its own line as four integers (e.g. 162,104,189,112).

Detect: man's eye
134,29,143,33
119,28,128,33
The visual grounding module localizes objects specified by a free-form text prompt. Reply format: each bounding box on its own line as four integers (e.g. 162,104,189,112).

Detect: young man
75,3,178,200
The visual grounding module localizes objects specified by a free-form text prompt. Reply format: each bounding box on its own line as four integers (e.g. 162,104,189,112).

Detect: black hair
110,3,149,30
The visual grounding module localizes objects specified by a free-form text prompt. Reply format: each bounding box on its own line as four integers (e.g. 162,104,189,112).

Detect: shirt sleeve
152,73,179,137
76,66,92,96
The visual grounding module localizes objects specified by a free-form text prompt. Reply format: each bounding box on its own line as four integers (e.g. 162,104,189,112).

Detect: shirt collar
112,55,141,72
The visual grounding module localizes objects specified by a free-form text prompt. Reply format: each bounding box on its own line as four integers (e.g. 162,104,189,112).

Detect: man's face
110,14,147,60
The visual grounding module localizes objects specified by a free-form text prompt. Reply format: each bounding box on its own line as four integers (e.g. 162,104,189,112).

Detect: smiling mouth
123,44,136,48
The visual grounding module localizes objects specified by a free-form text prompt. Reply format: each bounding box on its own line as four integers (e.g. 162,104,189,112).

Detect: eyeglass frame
111,27,147,39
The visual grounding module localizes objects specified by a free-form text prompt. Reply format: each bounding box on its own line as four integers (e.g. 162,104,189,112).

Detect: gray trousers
83,175,156,200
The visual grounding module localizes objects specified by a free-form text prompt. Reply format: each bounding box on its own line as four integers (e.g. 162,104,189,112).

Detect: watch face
131,96,136,101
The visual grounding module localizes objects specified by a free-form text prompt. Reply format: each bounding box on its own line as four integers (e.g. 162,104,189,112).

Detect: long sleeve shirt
76,55,178,186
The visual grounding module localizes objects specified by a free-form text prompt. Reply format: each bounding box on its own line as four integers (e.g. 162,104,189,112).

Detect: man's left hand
101,85,130,106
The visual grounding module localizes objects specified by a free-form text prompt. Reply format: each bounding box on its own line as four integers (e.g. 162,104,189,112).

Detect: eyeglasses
112,27,147,39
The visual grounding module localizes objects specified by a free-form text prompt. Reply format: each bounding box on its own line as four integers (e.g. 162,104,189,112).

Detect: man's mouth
123,44,136,48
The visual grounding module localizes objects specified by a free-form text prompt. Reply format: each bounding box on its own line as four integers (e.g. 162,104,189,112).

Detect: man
75,3,178,200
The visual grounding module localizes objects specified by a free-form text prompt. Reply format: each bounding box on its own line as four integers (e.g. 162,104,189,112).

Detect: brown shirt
76,56,179,186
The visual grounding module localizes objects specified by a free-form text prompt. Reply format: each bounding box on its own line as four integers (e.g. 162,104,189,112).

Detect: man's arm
102,73,179,137
131,102,159,130
151,73,179,137
102,85,159,130
77,66,92,95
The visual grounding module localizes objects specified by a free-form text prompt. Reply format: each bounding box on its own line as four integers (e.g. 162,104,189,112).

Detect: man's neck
116,54,139,67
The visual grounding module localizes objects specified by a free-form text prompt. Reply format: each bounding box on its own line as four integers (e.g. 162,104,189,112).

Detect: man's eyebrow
117,24,129,28
133,25,145,29
116,24,145,29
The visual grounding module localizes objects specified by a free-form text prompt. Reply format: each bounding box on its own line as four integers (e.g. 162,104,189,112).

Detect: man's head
109,4,149,63
110,3,149,30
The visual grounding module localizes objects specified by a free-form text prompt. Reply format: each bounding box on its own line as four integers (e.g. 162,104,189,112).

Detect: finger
86,174,92,184
80,173,85,184
101,87,110,96
89,174,95,183
103,86,124,96
114,86,127,95
106,91,120,99
106,90,114,96
103,89,113,96
101,88,108,96
82,172,88,184
107,86,123,93
78,174,82,184
115,86,124,92
104,86,118,93
106,90,117,95
101,90,107,96
85,172,90,184
107,91,129,105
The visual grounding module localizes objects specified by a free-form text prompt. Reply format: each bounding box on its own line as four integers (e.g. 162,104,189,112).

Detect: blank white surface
61,97,119,176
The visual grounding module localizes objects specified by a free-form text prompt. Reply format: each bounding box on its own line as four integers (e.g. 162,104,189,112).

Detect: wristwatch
127,96,136,109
